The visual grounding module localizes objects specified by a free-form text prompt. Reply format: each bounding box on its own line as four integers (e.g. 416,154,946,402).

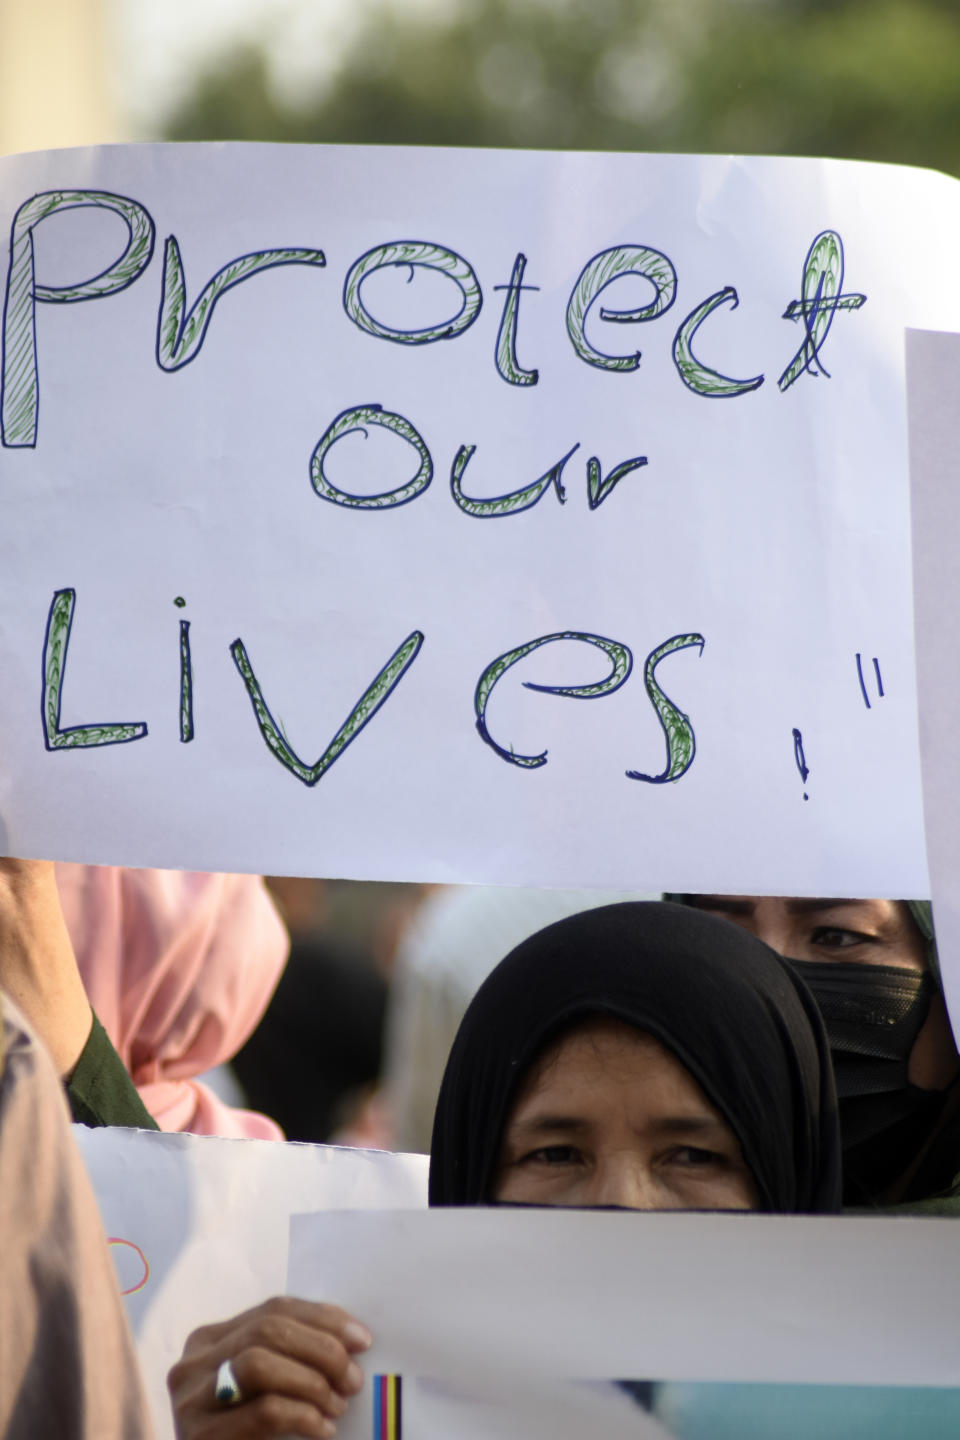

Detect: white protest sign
361,1376,672,1440
298,1372,960,1440
907,328,960,1034
288,1208,960,1439
1,144,956,891
73,1125,428,1440
288,1374,960,1440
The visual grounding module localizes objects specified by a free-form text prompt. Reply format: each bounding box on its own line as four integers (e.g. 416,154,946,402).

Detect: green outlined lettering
178,610,194,743
779,231,866,391
566,245,676,372
475,630,632,766
311,405,433,510
42,588,148,750
586,453,648,510
627,632,704,784
494,253,538,386
231,630,424,786
451,443,578,518
156,236,325,371
672,286,764,398
2,190,155,447
343,241,481,344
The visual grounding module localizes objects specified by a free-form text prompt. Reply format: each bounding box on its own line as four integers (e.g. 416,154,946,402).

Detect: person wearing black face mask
674,895,960,1211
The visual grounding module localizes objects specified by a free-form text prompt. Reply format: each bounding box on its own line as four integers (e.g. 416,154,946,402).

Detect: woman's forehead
514,1017,704,1108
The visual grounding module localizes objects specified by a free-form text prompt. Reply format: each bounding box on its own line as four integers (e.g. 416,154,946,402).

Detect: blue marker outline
855,652,871,709
342,240,482,345
566,244,677,372
493,252,539,386
779,230,866,391
475,630,633,767
2,190,155,448
627,632,704,784
792,726,810,799
230,630,424,787
672,286,765,398
155,235,326,372
451,442,579,518
586,453,648,510
179,618,194,743
856,653,884,708
310,404,433,510
41,587,148,750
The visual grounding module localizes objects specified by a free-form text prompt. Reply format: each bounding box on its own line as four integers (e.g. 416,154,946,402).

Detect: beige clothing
0,991,154,1439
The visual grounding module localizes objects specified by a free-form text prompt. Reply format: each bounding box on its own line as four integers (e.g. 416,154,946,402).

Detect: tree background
165,0,960,176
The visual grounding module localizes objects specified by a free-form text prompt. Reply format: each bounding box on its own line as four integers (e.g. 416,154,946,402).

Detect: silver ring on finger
214,1358,244,1407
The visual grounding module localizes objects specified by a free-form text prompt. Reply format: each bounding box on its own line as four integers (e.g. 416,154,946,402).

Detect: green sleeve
875,1193,960,1218
67,1012,159,1130
845,1192,960,1218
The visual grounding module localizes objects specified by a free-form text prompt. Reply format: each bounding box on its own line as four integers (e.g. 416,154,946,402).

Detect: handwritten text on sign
0,145,954,889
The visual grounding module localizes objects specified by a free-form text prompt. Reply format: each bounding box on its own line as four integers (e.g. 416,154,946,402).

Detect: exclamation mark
792,727,809,801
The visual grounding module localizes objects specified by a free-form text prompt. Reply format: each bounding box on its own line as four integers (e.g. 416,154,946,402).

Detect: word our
41,588,704,789
1,188,866,457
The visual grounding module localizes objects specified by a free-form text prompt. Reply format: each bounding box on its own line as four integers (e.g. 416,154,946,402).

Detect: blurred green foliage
166,0,960,175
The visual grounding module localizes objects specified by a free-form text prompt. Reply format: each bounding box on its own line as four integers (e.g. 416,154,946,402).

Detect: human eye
521,1145,581,1167
810,925,874,951
669,1146,727,1170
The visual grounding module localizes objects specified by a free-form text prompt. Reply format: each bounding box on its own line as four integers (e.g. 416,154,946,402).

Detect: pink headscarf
55,864,289,1139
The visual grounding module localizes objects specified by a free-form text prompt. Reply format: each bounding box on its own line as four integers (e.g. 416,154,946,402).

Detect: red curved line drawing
107,1237,150,1295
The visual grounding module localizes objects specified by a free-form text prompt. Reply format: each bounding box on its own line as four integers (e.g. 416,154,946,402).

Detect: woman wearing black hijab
430,901,840,1213
170,902,841,1439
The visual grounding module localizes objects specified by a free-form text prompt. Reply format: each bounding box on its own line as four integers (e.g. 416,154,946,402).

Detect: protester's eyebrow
506,1115,589,1137
645,1116,730,1139
506,1114,728,1139
690,896,754,915
784,898,859,914
694,896,865,916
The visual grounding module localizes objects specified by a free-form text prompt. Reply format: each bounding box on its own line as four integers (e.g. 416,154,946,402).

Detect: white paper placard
907,327,960,1034
385,1377,960,1440
2,144,957,891
288,1208,960,1439
73,1125,428,1439
288,1208,960,1387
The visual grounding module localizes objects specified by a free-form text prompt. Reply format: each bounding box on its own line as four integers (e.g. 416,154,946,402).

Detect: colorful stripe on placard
372,1374,402,1440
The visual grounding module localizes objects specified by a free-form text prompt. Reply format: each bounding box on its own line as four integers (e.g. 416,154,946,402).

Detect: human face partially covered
492,1017,759,1211
686,896,960,1093
687,897,927,971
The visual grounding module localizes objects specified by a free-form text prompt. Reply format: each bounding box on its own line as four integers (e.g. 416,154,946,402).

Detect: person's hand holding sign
168,1297,372,1439
0,857,93,1077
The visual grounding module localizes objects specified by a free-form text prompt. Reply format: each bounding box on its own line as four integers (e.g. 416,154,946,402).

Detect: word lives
42,588,705,789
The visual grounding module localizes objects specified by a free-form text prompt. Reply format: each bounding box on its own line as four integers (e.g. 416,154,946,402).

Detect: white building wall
0,0,125,155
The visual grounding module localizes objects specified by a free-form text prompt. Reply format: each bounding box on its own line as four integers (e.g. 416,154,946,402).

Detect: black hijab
428,901,842,1213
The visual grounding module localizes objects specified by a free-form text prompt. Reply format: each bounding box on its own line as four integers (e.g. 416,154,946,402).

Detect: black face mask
789,960,947,1204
